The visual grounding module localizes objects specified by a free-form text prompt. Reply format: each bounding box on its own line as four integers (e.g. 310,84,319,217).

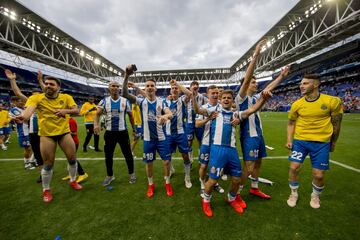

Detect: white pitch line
1,156,359,173
329,160,360,173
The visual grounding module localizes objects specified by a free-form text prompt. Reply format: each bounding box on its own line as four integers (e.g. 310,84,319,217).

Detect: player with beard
123,64,174,198
13,75,82,203
286,74,343,209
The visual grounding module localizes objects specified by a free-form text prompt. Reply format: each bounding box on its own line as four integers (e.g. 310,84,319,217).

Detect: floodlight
80,50,85,57
9,11,16,20
94,58,101,65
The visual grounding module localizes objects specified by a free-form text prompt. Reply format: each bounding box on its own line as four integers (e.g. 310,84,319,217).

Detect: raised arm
5,69,28,102
191,89,207,115
263,65,290,92
128,81,146,98
170,79,192,102
238,39,267,99
122,65,137,104
37,70,45,92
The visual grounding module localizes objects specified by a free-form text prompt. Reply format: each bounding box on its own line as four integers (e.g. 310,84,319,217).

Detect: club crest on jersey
249,150,254,157
59,100,64,105
321,104,327,110
121,103,126,109
210,166,216,174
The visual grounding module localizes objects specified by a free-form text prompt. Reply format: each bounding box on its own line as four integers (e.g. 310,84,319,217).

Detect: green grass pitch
0,112,359,240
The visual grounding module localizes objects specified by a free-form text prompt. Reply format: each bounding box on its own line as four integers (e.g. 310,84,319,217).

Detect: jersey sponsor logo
148,110,156,122
321,104,327,110
111,109,119,117
223,114,232,124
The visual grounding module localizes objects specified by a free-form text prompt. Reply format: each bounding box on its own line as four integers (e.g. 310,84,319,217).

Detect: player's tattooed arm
37,70,46,92
122,64,137,104
191,89,207,115
195,112,217,127
128,82,146,98
169,79,192,102
285,119,296,150
330,113,343,152
263,65,290,92
240,90,272,120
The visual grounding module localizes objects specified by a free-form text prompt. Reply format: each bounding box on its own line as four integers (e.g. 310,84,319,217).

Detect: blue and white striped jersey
136,97,169,141
208,105,237,148
235,93,263,138
29,112,38,134
98,96,131,131
165,97,187,135
183,93,207,124
196,102,219,146
9,107,29,137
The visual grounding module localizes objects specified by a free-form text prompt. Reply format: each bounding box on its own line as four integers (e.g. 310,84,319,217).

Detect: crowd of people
0,40,344,217
264,78,359,112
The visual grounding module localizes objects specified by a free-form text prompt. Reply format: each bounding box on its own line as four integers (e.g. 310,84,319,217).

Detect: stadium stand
0,63,107,104
263,39,360,113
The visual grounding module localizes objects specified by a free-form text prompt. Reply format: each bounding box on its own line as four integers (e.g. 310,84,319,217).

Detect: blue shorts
208,145,242,179
143,140,171,163
241,136,267,161
18,135,31,148
168,133,190,153
289,139,330,170
134,125,143,140
0,127,11,135
186,123,204,142
198,144,210,165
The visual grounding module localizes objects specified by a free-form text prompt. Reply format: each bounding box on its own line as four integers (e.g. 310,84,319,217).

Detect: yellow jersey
0,110,10,128
25,93,77,136
132,104,142,126
80,102,97,124
288,93,343,142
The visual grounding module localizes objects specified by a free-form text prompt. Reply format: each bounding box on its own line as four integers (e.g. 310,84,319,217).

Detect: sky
18,0,298,71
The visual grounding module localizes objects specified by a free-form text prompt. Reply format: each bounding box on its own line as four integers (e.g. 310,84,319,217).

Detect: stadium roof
0,0,124,81
0,0,359,87
230,0,360,73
